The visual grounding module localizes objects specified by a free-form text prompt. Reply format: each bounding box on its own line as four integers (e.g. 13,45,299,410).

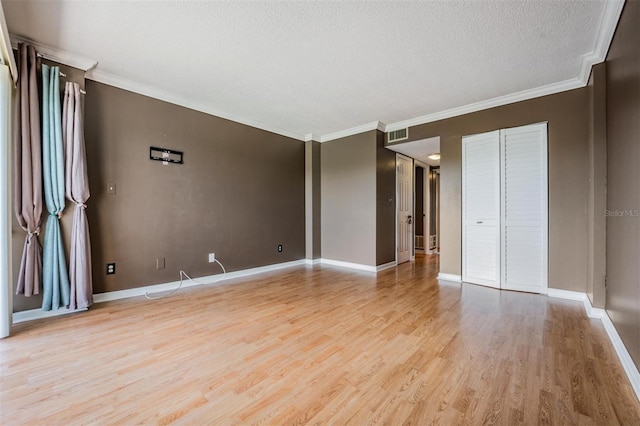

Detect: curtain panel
14,43,43,297
63,82,93,309
41,64,70,311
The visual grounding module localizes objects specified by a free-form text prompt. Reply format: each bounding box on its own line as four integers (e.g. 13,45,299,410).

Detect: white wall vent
388,128,409,143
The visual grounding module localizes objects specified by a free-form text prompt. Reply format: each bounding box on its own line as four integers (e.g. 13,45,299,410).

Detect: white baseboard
307,258,396,273
13,307,88,324
437,273,462,283
376,261,397,272
547,288,607,319
600,313,640,399
318,258,377,273
13,259,308,324
548,288,640,401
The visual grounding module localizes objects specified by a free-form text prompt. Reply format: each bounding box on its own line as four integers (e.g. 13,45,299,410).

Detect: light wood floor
1,255,639,425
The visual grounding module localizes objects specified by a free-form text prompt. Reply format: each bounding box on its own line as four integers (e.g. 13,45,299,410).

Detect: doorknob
407,215,412,224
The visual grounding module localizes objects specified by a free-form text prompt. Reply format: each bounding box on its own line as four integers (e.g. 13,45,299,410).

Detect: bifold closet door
501,123,548,293
462,131,500,288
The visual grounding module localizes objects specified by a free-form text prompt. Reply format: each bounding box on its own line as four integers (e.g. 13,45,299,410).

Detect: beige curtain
63,82,92,309
14,43,43,297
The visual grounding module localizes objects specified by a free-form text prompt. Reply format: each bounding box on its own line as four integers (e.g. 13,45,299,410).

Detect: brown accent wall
14,80,305,311
376,130,396,265
84,81,305,294
396,88,590,291
604,0,640,368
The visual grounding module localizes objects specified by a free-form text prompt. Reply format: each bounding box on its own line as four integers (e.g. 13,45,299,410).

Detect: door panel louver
462,130,500,288
501,124,548,293
388,128,408,143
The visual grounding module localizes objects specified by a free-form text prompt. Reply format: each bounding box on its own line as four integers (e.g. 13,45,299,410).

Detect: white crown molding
592,0,625,65
86,69,306,142
11,33,305,141
304,133,320,142
437,273,462,283
319,121,385,143
10,34,98,72
9,0,624,145
385,77,584,132
578,0,624,87
384,1,624,133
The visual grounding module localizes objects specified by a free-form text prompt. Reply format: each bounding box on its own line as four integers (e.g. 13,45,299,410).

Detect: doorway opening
386,136,440,264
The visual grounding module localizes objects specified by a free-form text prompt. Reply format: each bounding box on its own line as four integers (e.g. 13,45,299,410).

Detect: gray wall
605,0,640,368
587,63,607,309
14,80,305,311
305,141,321,259
321,131,377,266
396,88,590,292
320,130,396,267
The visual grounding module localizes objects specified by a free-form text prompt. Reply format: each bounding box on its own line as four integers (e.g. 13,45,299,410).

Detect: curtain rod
54,71,86,95
11,34,98,72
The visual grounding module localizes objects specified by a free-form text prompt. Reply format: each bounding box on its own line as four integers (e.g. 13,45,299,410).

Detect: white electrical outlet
208,253,215,263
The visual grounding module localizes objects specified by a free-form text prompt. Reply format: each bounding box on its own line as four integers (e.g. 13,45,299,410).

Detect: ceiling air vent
388,128,408,143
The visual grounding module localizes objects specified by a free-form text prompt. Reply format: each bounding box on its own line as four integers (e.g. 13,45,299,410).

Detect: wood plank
1,254,638,424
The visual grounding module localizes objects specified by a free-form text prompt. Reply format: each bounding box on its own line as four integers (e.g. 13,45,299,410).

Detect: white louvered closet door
501,123,548,293
462,131,500,288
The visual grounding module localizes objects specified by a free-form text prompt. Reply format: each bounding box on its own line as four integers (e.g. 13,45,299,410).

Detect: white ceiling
3,0,620,141
387,137,441,167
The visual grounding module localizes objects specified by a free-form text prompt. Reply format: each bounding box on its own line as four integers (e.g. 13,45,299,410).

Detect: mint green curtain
41,65,69,311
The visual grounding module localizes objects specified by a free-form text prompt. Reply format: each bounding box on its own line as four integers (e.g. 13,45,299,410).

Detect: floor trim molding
376,261,397,272
13,258,399,325
12,259,308,324
548,288,640,401
437,273,462,283
13,307,88,324
318,258,377,273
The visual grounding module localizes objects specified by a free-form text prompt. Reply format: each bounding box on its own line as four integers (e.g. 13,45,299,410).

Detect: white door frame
0,65,12,338
414,160,429,254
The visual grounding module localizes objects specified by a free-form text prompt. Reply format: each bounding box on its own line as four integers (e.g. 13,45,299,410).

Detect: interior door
397,154,413,264
501,123,548,293
462,131,500,288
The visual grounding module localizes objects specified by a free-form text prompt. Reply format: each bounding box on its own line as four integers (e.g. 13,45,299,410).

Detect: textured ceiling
4,0,612,140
